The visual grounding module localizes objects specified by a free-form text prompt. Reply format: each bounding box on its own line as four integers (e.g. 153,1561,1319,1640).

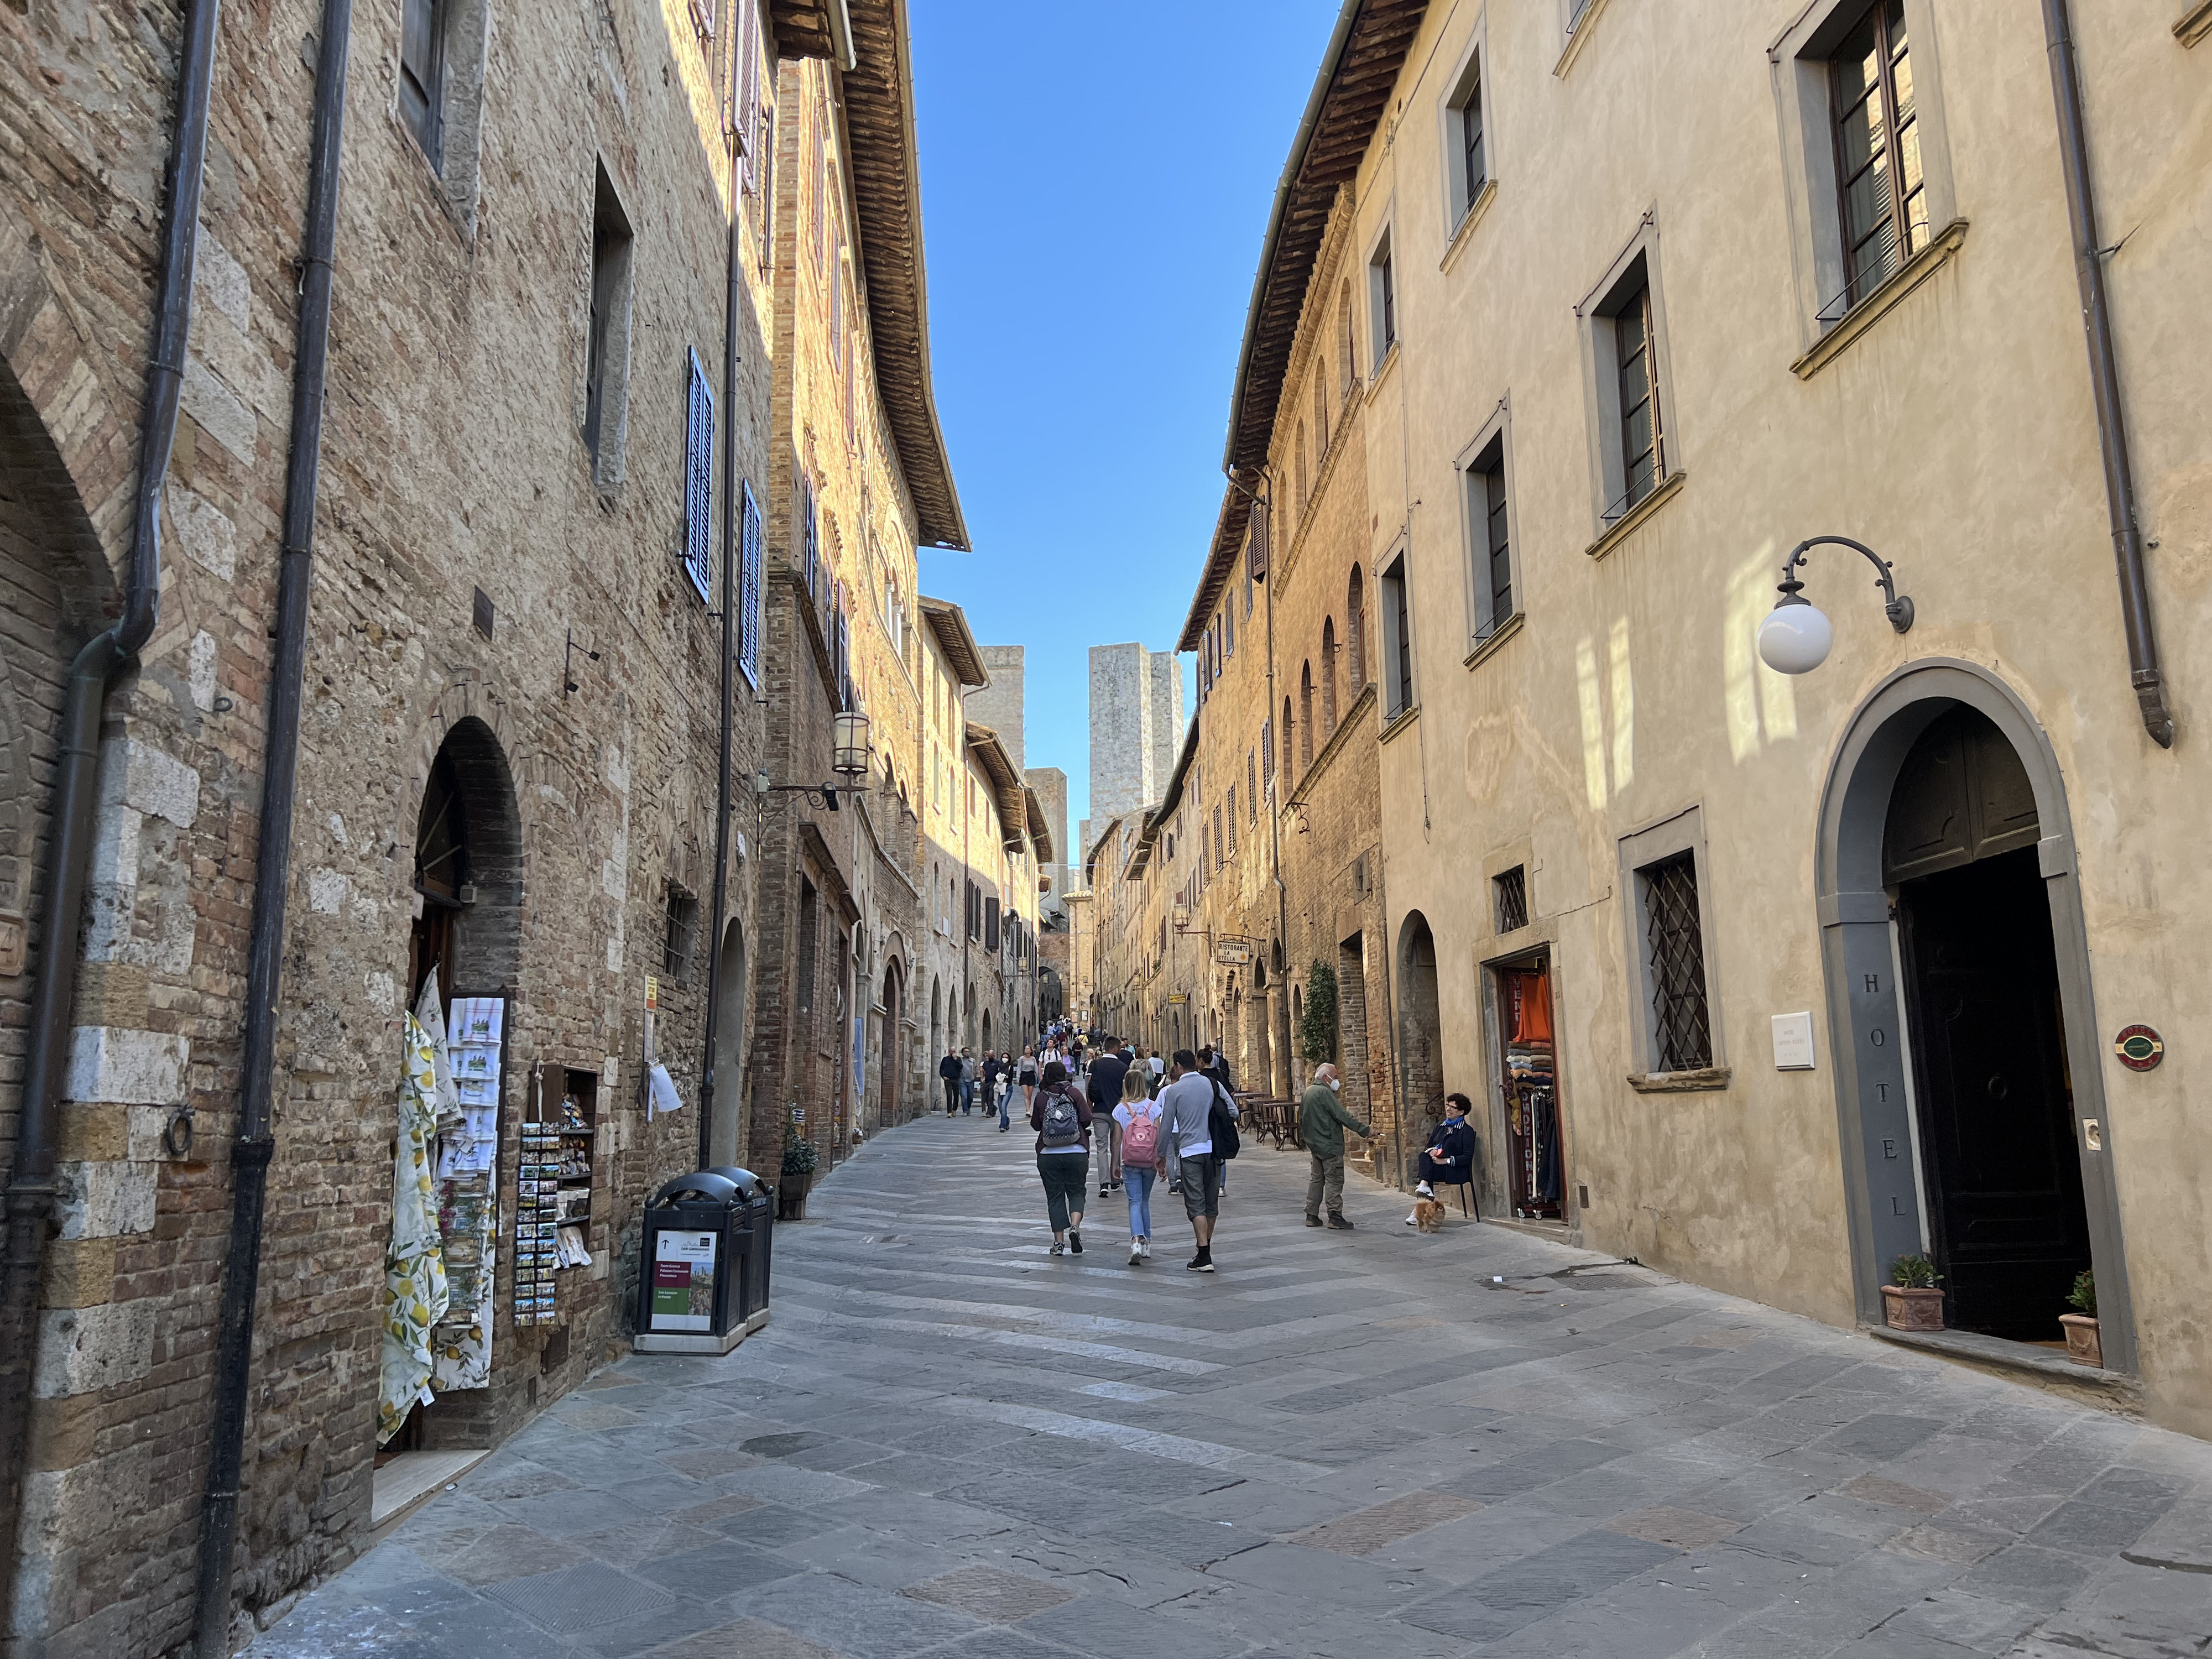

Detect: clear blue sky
911,0,1344,844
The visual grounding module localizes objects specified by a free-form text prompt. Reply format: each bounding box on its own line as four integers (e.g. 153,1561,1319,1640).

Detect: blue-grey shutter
684,350,713,601
738,481,763,684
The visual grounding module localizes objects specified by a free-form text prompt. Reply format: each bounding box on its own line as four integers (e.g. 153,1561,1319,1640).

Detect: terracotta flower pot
1881,1285,1945,1332
2058,1312,2102,1369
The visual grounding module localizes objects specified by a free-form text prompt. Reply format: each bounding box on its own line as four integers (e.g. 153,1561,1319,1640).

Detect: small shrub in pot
1881,1253,1944,1332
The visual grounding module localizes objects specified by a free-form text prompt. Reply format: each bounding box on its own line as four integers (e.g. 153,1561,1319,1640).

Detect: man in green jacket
1299,1063,1369,1230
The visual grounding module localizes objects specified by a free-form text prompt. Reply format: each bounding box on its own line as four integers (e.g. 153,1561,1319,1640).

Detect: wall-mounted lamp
1757,535,1913,676
832,707,872,779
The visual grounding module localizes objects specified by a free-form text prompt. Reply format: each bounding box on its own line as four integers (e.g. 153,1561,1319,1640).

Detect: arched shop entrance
1818,662,2133,1367
393,716,524,1453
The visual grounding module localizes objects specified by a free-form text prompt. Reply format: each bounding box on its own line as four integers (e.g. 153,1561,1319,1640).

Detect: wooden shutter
1248,500,1269,580
684,350,714,601
738,481,763,684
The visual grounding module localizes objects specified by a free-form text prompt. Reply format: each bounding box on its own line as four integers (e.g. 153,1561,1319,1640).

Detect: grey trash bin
633,1170,766,1354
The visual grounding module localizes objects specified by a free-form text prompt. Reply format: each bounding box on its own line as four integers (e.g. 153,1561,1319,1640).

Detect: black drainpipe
700,128,743,1173
191,4,351,1652
0,0,222,1637
2042,0,2174,749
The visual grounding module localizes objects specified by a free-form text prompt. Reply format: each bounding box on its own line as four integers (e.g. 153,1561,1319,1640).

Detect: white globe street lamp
1756,535,1913,675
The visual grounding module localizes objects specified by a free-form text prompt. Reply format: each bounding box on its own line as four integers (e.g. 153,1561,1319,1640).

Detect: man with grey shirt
1160,1049,1235,1272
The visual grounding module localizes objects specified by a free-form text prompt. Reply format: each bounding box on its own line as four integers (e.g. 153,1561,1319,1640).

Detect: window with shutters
796,879,819,1010
1321,617,1338,736
1226,791,1237,857
399,0,450,168
1262,717,1275,782
1441,25,1491,231
1337,280,1355,396
682,349,714,602
1380,551,1415,719
1580,234,1677,535
1298,664,1314,766
985,896,1000,953
583,165,635,489
737,481,764,685
1462,413,1516,646
690,0,716,38
1246,750,1257,817
1830,1,1927,311
1368,228,1397,364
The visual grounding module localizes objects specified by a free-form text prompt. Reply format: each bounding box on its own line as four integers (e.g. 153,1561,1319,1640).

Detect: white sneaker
1415,1181,1433,1197
1140,1238,1151,1259
1405,1211,1420,1226
1129,1245,1143,1265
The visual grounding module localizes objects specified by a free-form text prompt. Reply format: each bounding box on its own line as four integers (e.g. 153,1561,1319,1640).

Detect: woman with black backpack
1030,1060,1092,1256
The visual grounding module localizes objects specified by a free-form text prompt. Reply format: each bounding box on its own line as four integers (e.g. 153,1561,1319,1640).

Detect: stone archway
879,956,904,1127
1817,660,2135,1370
409,716,525,1006
1396,912,1445,1190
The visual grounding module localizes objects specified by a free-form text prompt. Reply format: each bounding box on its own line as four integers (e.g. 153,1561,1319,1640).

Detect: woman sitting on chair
1414,1093,1477,1202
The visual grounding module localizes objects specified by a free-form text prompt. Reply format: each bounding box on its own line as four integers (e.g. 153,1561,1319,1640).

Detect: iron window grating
662,884,699,980
1493,865,1528,933
1640,851,1711,1071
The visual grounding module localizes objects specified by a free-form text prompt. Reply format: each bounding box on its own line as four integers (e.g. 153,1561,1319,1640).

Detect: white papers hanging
647,1062,684,1121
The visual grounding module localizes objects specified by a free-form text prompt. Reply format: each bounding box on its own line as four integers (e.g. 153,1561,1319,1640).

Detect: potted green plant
1881,1253,1944,1332
2059,1269,2100,1368
778,1136,817,1220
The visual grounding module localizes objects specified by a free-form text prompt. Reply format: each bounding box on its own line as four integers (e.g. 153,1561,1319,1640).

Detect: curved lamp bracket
1778,535,1914,633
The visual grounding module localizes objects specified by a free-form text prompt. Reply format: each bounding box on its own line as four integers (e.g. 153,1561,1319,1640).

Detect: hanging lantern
832,707,871,778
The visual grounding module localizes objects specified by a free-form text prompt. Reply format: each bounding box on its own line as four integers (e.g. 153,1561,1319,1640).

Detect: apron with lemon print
378,1011,452,1443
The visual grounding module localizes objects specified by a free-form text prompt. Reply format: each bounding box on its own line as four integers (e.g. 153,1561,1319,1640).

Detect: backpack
1040,1087,1082,1149
1207,1079,1241,1161
1121,1104,1161,1165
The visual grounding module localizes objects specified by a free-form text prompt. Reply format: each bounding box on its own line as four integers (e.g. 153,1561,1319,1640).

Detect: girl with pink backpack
1112,1067,1167,1264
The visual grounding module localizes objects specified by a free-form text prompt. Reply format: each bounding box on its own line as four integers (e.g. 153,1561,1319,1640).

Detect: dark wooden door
1897,847,2090,1338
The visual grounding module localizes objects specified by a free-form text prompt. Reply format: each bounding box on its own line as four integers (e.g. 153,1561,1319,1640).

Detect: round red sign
2113,1025,2163,1072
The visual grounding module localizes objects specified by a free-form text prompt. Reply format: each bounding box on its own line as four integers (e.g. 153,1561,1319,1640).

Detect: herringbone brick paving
251,1116,2212,1658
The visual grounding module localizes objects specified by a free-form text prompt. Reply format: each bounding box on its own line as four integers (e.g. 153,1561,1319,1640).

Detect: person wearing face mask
1298,1062,1370,1231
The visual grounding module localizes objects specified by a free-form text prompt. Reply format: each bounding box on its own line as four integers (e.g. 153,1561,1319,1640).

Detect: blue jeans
998,1089,1011,1129
961,1081,974,1113
1125,1167,1156,1240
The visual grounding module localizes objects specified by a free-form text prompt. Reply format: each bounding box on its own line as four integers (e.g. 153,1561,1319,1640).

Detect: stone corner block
64,1026,189,1107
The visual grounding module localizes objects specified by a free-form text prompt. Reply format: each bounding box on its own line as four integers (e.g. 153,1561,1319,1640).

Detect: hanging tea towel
379,1011,452,1443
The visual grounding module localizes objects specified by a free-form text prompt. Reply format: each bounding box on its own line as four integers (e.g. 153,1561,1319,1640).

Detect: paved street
252,1117,2212,1659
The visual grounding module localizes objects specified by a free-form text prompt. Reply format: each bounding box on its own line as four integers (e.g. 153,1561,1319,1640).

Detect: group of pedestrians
1013,1035,1239,1271
979,1025,1484,1269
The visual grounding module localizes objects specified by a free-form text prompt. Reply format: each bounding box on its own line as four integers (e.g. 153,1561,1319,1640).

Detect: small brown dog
1412,1197,1448,1233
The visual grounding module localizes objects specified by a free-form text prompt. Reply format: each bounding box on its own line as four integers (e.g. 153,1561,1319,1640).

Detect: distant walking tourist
1014,1046,1039,1130
1410,1092,1478,1224
1160,1048,1237,1272
939,1047,962,1115
960,1047,978,1114
1088,1040,1129,1198
1031,1060,1092,1255
982,1052,1005,1122
1113,1065,1165,1263
1299,1062,1369,1230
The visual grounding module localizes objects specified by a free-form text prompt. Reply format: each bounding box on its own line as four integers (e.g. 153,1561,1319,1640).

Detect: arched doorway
409,718,523,1005
1396,914,1447,1197
1818,663,2132,1366
879,958,904,1126
930,975,943,1064
709,919,747,1166
980,1008,993,1055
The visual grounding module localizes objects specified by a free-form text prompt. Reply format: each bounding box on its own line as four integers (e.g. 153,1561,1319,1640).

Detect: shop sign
1166,993,1188,1005
2113,1024,2164,1072
1215,938,1254,966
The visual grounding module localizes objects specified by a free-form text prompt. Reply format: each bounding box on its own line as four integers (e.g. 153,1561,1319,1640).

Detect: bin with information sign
632,1168,770,1354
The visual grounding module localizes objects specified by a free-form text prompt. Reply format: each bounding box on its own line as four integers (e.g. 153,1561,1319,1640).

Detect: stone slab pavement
250,1114,2212,1658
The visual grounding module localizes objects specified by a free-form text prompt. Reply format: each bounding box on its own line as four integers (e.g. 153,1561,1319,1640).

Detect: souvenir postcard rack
514,1063,597,1327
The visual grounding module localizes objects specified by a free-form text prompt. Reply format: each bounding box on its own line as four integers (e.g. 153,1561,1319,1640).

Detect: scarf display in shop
379,1010,452,1443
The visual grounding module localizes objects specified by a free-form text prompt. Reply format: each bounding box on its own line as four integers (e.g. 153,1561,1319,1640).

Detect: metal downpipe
701,129,743,1174
0,0,221,1642
2042,0,2174,748
192,3,350,1651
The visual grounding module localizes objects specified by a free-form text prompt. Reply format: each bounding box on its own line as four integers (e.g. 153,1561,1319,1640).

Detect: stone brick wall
3,0,792,1650
969,645,1024,772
